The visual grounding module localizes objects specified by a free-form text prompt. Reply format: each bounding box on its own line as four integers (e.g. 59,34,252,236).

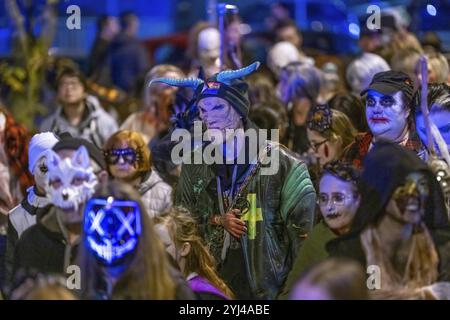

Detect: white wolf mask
45,146,98,211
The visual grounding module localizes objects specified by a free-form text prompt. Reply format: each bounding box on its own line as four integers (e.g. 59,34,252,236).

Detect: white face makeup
319,174,360,235
33,155,50,191
198,97,243,145
416,107,450,150
198,27,220,64
366,90,409,141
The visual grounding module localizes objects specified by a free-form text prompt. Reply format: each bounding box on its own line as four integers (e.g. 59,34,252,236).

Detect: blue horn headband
216,61,260,85
149,77,204,90
149,61,260,88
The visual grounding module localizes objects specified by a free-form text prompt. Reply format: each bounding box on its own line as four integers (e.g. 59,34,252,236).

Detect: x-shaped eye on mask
84,197,142,265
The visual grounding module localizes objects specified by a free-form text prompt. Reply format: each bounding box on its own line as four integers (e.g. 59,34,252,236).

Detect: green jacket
278,220,337,299
175,141,316,299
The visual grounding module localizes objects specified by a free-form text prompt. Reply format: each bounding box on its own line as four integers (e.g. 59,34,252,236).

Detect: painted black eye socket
380,98,395,107
366,97,376,107
39,165,48,174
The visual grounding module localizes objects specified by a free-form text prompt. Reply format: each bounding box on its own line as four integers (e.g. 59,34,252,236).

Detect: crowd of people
0,4,450,300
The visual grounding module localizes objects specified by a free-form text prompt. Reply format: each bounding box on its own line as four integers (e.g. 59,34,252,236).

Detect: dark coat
328,141,450,281
12,207,78,283
175,129,316,299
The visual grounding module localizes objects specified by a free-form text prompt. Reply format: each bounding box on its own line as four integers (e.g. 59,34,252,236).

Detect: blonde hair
154,207,234,299
143,64,184,107
426,51,449,83
311,109,357,158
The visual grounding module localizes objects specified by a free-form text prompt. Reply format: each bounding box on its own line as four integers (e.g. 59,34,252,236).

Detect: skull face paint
84,197,142,266
318,173,360,235
198,97,243,145
389,171,430,225
366,90,410,142
46,146,98,214
33,155,50,191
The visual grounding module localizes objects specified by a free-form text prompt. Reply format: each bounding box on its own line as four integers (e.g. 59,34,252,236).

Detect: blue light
349,23,360,38
84,198,142,266
427,4,437,16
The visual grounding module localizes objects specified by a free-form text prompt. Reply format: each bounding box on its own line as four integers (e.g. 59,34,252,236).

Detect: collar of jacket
55,95,100,129
38,206,80,245
138,169,165,194
25,186,52,210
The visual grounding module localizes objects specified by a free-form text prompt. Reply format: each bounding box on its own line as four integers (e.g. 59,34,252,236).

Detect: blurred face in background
102,16,120,39
277,25,302,49
225,21,241,47
291,97,312,126
57,76,86,106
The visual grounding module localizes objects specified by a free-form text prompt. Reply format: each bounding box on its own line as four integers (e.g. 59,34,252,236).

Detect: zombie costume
153,62,316,299
328,142,450,285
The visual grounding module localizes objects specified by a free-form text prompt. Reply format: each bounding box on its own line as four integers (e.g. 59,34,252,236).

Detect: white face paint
416,107,450,150
198,27,220,64
198,97,243,145
318,174,360,235
46,146,98,220
366,90,409,141
33,155,50,191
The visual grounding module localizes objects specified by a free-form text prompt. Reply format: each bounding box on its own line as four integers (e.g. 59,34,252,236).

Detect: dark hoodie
12,207,79,284
327,141,450,281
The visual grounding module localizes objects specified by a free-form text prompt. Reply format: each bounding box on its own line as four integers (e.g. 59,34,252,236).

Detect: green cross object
241,193,263,240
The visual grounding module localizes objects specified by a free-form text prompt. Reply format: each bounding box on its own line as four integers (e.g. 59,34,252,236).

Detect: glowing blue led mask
84,197,142,266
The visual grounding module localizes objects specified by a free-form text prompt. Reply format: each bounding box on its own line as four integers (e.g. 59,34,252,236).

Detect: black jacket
12,207,79,284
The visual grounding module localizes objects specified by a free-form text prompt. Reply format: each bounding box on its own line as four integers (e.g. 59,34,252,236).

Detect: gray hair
346,53,390,95
284,64,323,104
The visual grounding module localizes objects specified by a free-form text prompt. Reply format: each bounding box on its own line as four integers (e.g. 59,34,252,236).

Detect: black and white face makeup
416,106,450,151
388,171,430,225
318,174,360,235
366,90,410,142
198,97,243,145
33,156,49,191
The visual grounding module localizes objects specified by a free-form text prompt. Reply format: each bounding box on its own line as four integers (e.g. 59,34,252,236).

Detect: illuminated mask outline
84,197,142,266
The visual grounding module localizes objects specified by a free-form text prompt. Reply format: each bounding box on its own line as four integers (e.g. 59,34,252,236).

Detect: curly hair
103,130,151,179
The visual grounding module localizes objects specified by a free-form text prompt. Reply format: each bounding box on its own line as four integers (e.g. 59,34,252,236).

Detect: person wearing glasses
306,104,357,170
103,130,172,218
278,161,361,299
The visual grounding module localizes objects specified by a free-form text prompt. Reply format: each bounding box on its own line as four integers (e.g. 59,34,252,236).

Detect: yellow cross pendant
241,193,263,240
